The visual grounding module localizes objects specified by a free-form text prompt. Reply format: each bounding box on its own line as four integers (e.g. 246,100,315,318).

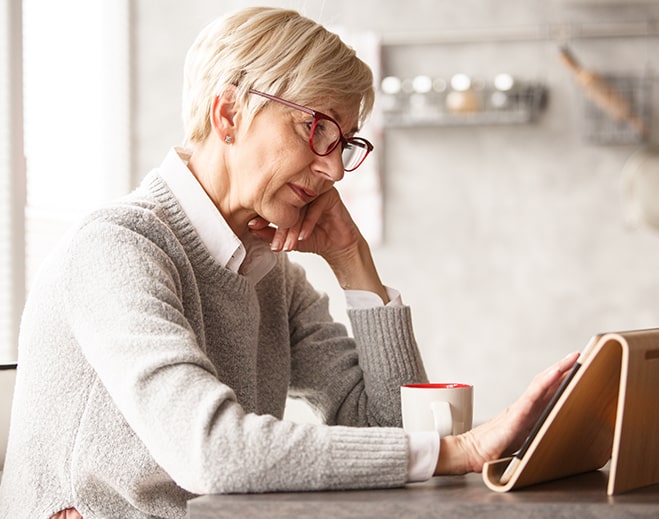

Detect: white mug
401,383,473,436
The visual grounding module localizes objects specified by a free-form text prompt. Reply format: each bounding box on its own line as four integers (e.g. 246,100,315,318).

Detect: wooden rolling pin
559,46,647,136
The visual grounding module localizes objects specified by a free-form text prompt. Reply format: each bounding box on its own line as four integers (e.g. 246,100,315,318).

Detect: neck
186,140,254,236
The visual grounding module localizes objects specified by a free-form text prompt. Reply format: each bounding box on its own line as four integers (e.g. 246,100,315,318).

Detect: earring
224,135,233,144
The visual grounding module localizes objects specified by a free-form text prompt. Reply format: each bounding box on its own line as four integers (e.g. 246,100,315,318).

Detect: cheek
234,150,287,211
239,136,308,190
239,118,295,169
233,112,314,206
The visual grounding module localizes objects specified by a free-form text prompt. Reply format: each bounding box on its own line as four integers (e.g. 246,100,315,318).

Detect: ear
210,85,239,142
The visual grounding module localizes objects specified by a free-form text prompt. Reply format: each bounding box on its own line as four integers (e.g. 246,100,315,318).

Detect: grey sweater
0,172,427,518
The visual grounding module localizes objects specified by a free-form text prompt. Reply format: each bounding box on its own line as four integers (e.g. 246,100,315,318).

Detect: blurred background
3,0,659,426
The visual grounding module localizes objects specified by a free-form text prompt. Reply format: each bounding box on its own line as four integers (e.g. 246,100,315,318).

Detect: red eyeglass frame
248,88,373,171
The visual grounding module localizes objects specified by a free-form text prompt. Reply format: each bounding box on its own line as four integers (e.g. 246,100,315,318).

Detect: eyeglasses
248,89,373,172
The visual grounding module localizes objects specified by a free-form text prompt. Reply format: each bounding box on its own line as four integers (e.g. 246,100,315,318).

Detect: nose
311,146,345,183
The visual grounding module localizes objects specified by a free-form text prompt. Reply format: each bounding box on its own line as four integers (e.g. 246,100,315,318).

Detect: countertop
187,468,659,518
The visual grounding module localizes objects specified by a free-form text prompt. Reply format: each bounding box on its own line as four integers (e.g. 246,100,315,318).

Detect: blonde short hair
182,7,375,144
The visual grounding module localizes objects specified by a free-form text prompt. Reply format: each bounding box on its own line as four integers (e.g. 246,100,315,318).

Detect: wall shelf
384,109,536,128
381,83,548,128
381,20,659,47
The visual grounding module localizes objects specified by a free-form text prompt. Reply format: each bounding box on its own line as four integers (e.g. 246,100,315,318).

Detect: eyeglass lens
311,117,370,171
342,141,370,171
310,118,341,155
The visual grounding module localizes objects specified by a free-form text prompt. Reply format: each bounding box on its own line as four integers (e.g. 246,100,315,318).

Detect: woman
0,7,577,519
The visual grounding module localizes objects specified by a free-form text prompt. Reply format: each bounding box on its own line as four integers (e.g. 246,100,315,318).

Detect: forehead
310,98,361,133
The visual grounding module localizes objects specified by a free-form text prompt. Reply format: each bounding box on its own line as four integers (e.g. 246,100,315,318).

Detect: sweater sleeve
285,258,428,428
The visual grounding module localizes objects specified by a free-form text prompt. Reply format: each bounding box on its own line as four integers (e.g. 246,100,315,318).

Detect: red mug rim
402,383,472,389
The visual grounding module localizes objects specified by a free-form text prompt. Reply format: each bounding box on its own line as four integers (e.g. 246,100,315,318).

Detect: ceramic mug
401,383,473,436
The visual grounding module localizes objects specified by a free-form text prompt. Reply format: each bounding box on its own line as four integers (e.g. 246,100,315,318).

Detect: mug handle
429,401,453,437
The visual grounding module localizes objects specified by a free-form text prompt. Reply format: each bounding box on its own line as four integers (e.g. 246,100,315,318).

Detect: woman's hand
248,187,359,259
248,188,389,302
435,351,581,475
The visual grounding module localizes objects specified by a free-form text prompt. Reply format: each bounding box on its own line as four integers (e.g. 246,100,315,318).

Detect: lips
288,183,317,204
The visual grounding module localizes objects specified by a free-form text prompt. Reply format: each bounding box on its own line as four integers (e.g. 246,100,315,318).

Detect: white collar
158,147,276,283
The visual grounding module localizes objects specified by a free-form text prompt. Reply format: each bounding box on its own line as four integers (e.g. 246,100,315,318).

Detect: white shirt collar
158,147,276,283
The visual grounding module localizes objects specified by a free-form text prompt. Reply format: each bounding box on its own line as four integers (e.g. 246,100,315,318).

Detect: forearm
326,237,389,304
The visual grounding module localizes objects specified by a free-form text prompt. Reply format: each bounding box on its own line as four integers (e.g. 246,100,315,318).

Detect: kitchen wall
134,0,659,423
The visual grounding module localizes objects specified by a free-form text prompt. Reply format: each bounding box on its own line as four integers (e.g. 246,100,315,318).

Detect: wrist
434,435,472,476
326,239,389,304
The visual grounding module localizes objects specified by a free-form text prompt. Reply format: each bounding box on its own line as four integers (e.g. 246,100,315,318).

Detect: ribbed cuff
348,305,426,383
323,426,409,490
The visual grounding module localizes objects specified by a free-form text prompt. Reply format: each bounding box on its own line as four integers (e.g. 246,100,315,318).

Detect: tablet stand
483,329,659,495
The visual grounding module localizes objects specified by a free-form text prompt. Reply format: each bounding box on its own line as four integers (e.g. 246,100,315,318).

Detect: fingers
276,193,333,251
247,215,304,252
270,224,305,252
247,216,270,230
266,195,332,252
509,351,580,433
556,351,580,373
247,218,276,245
545,352,580,396
533,351,580,396
297,197,325,241
248,222,306,253
282,228,302,252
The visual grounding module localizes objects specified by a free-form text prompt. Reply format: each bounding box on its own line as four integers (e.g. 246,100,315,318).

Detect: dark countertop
187,468,659,519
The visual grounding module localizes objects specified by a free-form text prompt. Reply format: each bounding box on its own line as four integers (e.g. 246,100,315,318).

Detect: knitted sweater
0,172,427,519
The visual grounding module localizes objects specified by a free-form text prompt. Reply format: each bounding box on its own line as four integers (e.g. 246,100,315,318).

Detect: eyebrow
330,111,360,136
313,106,360,136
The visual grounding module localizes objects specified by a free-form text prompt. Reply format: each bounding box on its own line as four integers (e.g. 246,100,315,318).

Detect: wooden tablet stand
483,328,659,495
